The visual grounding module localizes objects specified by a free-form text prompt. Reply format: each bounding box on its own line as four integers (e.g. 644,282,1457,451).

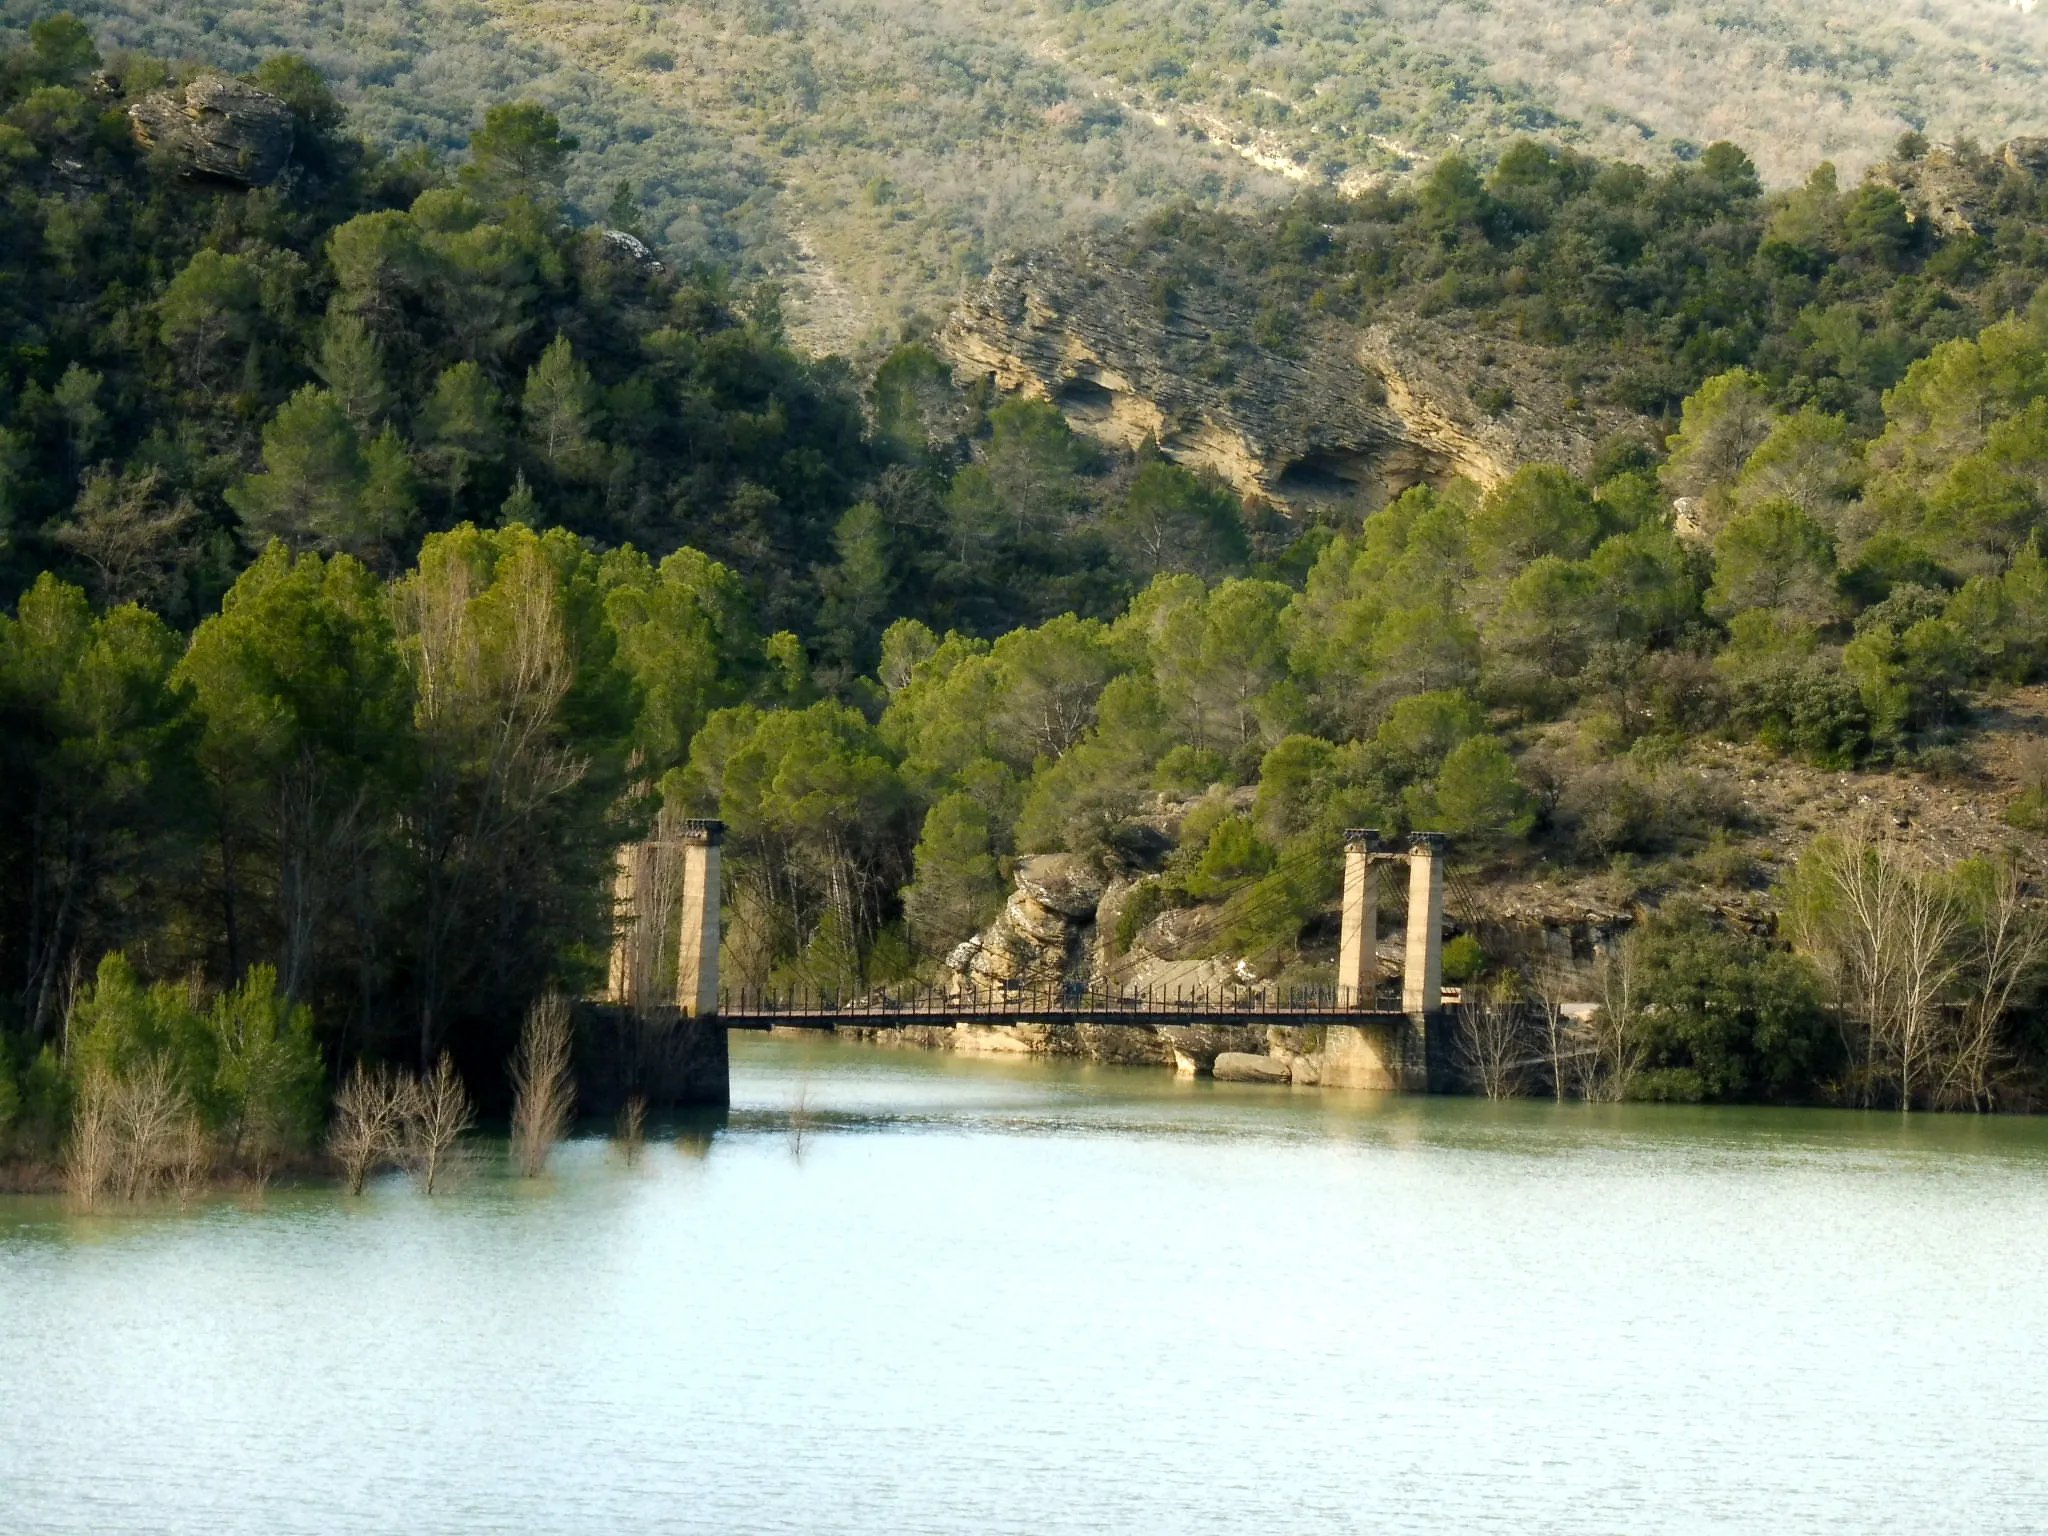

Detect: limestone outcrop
1213,1051,1294,1084
1868,138,2048,239
937,239,1631,513
129,78,294,188
947,852,1107,995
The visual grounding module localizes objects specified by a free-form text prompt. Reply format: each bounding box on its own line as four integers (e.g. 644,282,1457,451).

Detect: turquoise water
4,1034,2046,1534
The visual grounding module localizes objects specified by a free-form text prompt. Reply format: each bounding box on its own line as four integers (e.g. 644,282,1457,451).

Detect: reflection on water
4,1034,2047,1535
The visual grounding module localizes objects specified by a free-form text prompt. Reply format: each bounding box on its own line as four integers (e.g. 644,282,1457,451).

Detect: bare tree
510,992,577,1177
1892,864,1965,1111
330,1062,408,1195
166,1116,213,1205
1788,820,2048,1111
787,1078,816,1155
1455,983,1527,1101
397,539,589,1065
615,1093,647,1165
64,1071,119,1211
49,466,196,609
402,1054,475,1194
1942,855,2048,1112
1588,936,1649,1104
1526,965,1586,1102
111,1057,195,1202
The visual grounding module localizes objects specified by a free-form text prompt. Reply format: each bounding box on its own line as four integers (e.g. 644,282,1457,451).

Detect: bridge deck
718,990,1433,1031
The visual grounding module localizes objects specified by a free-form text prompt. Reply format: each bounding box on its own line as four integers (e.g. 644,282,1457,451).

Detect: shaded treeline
0,525,783,1098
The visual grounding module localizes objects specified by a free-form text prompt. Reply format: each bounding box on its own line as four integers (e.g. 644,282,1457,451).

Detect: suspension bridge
598,824,1467,1103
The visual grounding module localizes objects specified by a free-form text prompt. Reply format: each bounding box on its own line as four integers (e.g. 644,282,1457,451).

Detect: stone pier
1336,828,1380,1008
1400,831,1446,1089
584,817,730,1110
675,818,723,1019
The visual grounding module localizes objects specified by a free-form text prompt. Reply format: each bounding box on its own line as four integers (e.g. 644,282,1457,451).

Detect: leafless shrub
510,992,577,1177
166,1117,214,1205
403,1054,475,1195
112,1057,195,1202
49,465,196,609
788,1080,815,1156
1455,984,1528,1101
330,1063,409,1195
616,1093,647,1164
64,1071,119,1211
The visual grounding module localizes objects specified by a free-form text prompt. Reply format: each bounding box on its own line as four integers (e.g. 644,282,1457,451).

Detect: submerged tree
509,991,576,1177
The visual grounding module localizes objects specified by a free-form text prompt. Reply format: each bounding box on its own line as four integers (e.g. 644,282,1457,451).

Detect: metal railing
717,979,1438,1023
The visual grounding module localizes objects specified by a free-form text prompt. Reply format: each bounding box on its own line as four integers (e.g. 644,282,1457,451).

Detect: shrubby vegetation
4,29,2048,1185
1093,129,2048,431
83,0,2038,339
2,0,777,269
1047,0,2048,186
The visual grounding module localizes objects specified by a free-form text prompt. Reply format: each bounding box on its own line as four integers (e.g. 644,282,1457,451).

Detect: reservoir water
4,1033,2047,1534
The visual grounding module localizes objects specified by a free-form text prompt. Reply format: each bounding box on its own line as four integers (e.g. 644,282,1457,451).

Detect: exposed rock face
1871,146,1990,237
938,239,1629,513
1213,1051,1294,1084
1867,139,2048,238
2006,139,2048,180
1014,853,1107,920
944,853,1107,995
908,854,1424,1085
129,78,294,188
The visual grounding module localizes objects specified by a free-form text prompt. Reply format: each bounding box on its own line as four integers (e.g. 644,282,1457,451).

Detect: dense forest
6,19,2048,1188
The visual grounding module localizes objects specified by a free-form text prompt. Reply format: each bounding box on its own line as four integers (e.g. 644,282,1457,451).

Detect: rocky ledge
937,237,1631,515
129,78,294,188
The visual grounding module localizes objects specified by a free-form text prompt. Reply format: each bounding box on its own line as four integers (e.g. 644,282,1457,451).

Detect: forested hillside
14,0,2048,348
6,22,2048,1180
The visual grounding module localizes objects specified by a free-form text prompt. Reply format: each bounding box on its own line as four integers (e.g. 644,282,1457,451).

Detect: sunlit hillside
22,0,2048,351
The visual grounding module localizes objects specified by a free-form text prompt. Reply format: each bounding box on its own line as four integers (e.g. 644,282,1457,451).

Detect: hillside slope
21,0,2048,352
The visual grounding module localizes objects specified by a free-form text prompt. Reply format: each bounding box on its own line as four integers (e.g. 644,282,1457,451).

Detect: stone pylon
1337,829,1381,1007
1402,832,1446,1017
675,818,724,1018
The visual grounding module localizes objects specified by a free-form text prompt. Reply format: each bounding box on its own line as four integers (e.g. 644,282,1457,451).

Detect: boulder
1212,1052,1293,1085
1014,853,1106,920
601,228,666,272
967,920,1055,984
1003,891,1070,947
129,77,294,188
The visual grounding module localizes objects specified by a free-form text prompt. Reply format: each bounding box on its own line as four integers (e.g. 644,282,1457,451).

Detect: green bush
1154,744,1230,795
1187,815,1276,899
1440,933,1486,984
1629,903,1834,1102
65,954,323,1160
1729,659,1871,767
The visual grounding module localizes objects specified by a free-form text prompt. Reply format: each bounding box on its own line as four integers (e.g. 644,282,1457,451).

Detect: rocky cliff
937,238,1632,513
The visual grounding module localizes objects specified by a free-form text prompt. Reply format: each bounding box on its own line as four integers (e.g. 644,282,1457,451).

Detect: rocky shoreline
841,1017,1420,1087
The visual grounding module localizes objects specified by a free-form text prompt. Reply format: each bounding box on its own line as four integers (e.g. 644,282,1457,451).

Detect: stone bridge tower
1330,829,1447,1091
